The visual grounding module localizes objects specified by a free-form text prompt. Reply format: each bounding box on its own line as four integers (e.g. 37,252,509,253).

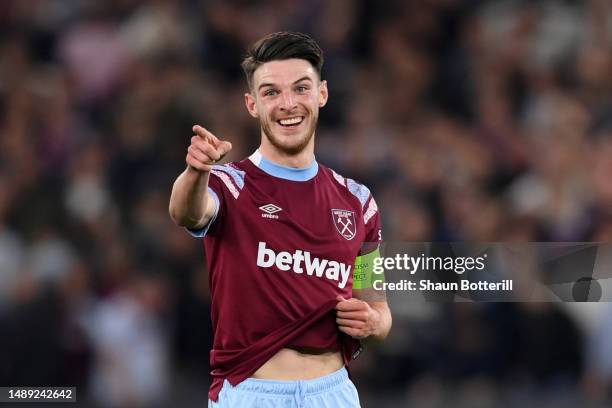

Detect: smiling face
245,58,328,156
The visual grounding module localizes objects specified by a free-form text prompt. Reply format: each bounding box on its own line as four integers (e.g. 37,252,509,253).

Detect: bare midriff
251,347,343,380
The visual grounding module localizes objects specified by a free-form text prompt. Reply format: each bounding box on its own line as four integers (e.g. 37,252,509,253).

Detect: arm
369,300,392,340
169,167,216,229
336,244,392,341
169,125,232,229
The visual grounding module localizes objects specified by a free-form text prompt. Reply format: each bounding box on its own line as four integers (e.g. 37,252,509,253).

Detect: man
169,31,391,408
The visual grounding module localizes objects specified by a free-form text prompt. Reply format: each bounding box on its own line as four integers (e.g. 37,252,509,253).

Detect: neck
259,135,315,168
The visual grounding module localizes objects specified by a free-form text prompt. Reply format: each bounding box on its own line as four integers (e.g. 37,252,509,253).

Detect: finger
187,146,216,165
335,300,368,312
188,145,219,164
216,140,233,157
335,295,353,309
191,138,222,161
336,295,361,303
193,125,220,145
338,326,365,339
336,318,365,328
336,310,368,320
186,153,212,171
189,141,221,162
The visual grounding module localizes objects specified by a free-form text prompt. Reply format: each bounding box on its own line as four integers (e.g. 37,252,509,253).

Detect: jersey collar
249,150,319,181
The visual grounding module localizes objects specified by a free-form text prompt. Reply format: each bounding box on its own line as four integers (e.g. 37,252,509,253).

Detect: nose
279,91,297,111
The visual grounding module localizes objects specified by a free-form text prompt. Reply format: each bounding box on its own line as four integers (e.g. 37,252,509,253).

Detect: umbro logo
259,204,282,219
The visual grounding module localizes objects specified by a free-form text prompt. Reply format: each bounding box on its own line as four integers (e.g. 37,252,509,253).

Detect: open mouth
277,116,304,128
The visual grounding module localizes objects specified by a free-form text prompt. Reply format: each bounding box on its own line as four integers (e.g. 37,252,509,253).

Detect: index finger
192,125,220,145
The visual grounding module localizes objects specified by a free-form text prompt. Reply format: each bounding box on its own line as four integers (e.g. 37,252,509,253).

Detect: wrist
185,166,213,185
186,164,211,174
181,166,211,196
370,307,383,338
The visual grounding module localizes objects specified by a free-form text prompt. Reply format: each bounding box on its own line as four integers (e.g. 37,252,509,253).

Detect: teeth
279,117,303,126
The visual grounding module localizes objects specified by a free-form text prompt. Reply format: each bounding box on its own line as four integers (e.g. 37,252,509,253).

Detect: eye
296,85,309,93
264,89,278,97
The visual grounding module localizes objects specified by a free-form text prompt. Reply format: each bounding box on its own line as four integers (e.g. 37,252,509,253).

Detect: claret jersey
188,150,382,401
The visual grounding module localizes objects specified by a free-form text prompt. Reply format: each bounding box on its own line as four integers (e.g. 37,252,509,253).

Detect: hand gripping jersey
188,150,382,401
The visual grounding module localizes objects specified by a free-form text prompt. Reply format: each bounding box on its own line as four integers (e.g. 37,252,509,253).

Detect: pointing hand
186,125,232,172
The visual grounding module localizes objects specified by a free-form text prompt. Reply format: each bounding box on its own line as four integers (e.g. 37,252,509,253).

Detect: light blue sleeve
185,187,220,238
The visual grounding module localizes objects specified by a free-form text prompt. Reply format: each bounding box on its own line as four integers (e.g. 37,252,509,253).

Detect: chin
276,140,310,155
261,118,316,155
270,135,312,155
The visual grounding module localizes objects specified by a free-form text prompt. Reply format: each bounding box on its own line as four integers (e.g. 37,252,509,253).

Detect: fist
186,125,232,172
335,295,380,339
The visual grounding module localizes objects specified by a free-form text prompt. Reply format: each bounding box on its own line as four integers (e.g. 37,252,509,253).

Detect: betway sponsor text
256,242,352,289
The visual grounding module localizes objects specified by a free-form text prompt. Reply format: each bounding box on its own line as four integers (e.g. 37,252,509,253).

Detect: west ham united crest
332,209,356,240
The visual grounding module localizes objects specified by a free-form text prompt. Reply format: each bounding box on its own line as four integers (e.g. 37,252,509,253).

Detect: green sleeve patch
353,247,384,289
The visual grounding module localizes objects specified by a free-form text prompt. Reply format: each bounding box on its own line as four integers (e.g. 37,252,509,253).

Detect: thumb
336,295,347,302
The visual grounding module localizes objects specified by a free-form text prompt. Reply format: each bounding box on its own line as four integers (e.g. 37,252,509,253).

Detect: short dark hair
241,31,324,89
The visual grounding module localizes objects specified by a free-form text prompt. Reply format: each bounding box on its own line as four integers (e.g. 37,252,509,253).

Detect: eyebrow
258,76,313,91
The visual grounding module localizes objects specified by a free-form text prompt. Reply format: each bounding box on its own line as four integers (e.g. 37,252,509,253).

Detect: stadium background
1,0,612,406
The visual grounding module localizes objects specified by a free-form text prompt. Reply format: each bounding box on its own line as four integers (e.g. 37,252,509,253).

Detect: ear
244,92,258,118
319,80,329,108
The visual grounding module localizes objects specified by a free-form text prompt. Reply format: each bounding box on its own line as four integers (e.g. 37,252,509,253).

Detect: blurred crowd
1,0,612,406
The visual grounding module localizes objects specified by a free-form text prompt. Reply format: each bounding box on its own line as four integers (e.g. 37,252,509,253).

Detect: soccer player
169,31,391,408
